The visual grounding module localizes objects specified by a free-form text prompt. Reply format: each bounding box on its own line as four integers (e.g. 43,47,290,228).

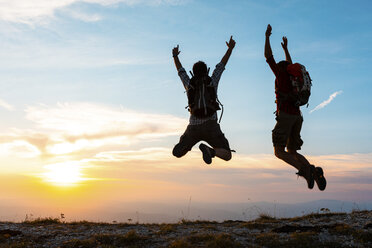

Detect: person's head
192,61,208,77
277,60,290,75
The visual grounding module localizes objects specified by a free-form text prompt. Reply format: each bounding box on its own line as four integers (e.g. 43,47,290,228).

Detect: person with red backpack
264,24,326,190
172,36,235,164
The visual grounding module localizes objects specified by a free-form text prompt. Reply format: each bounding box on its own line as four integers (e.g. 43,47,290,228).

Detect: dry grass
240,221,270,230
353,229,372,244
169,233,242,248
61,230,148,248
1,210,370,248
23,217,61,225
288,212,347,222
255,232,280,247
158,224,176,235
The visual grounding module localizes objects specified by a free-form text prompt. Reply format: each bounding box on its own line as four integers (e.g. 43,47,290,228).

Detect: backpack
287,63,312,107
186,72,221,118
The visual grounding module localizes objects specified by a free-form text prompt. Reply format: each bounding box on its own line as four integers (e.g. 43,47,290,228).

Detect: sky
0,0,371,221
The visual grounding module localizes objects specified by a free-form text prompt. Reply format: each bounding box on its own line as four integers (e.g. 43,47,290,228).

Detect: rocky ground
0,210,371,247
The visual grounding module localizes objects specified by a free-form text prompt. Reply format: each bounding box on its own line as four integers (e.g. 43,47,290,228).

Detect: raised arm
220,36,236,66
281,36,293,64
264,24,273,59
172,45,183,71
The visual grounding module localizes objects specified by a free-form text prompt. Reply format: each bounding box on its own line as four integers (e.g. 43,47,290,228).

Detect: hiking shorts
173,120,230,158
272,111,304,150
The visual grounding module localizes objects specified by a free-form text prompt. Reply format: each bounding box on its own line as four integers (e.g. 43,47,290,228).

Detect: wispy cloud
0,39,165,69
0,102,186,158
64,9,102,22
49,149,372,203
309,90,342,113
0,0,186,24
0,98,15,111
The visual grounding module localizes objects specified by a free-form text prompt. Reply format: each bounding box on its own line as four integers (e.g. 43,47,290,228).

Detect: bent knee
274,149,286,159
223,151,232,161
172,145,187,158
287,149,297,155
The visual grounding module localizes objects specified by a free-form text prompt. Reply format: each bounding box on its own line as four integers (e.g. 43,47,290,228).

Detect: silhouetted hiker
172,36,236,164
264,24,326,190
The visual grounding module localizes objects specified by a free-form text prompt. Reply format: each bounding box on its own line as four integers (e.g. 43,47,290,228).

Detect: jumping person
172,36,236,164
264,24,326,190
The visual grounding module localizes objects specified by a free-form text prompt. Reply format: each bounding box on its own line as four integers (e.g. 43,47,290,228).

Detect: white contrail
309,90,342,114
0,98,14,111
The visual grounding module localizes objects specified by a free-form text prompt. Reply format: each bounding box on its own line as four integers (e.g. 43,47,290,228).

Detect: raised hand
226,36,236,50
172,45,180,57
281,36,288,49
266,24,272,37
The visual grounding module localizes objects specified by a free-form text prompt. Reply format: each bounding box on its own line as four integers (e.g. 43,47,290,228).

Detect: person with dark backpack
172,36,236,164
264,24,327,191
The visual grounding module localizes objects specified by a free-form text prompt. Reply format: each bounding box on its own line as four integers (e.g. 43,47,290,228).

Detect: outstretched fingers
266,24,272,37
226,35,236,49
172,45,180,57
281,36,288,48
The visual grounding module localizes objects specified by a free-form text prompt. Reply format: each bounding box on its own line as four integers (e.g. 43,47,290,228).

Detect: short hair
192,61,208,77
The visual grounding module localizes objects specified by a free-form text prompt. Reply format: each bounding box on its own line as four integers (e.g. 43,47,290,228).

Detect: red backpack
287,63,312,106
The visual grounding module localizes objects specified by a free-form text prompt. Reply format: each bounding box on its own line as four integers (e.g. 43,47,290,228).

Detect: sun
43,161,87,186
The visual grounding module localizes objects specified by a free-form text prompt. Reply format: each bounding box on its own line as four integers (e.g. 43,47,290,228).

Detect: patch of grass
289,212,347,222
255,213,279,223
240,221,270,230
68,221,111,228
23,217,61,225
318,241,347,248
180,219,217,225
0,235,8,243
255,232,280,247
61,238,96,248
203,224,218,231
170,233,241,248
186,233,214,244
1,242,33,248
158,224,176,235
94,230,148,246
353,229,372,244
168,239,192,248
329,223,353,235
288,231,317,247
205,233,242,248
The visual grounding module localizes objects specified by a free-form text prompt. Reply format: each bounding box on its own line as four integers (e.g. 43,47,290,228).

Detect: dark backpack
186,73,221,118
287,63,312,106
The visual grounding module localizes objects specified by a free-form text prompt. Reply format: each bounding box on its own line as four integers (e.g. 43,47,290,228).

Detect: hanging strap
216,96,224,123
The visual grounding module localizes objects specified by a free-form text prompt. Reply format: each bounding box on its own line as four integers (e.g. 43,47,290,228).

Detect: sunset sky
0,0,371,221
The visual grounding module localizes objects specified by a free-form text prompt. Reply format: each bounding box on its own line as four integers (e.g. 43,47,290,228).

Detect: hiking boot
296,165,315,189
199,143,215,165
313,166,327,191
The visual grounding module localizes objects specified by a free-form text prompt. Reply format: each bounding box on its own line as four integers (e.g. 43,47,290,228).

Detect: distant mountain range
1,199,371,223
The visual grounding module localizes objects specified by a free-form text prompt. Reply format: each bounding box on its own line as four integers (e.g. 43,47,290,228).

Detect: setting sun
42,161,86,186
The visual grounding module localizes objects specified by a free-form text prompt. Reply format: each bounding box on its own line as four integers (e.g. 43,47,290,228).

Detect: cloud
309,90,342,113
0,102,186,157
64,9,102,22
0,0,186,24
25,102,185,136
60,149,372,202
0,140,41,158
0,39,165,69
0,98,15,111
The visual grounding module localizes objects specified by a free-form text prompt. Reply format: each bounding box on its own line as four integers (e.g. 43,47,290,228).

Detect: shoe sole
315,167,327,191
199,144,212,164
